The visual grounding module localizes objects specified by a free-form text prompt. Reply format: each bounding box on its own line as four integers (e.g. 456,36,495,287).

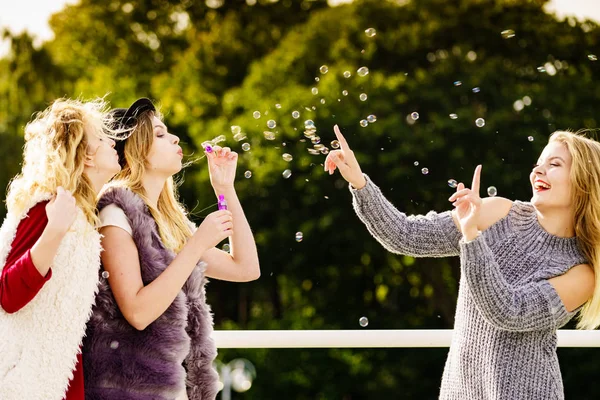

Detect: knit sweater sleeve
460,234,572,332
350,175,462,257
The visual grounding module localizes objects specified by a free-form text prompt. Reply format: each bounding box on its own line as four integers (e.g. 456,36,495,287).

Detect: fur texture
83,187,219,400
0,193,102,400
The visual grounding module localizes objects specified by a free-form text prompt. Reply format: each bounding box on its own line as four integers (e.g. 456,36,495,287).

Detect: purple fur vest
83,187,219,400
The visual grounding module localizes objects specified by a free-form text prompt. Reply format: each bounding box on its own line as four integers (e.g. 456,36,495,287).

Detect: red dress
0,201,84,400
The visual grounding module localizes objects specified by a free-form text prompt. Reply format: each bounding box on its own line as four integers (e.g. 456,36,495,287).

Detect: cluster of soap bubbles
216,26,537,247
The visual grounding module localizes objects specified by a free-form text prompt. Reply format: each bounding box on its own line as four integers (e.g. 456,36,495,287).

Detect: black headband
111,98,156,167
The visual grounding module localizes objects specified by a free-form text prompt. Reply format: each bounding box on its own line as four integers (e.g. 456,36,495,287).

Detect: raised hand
206,145,238,192
449,165,483,240
45,186,78,235
324,125,367,189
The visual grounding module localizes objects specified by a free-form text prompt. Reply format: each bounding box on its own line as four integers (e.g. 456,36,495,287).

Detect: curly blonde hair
6,98,116,225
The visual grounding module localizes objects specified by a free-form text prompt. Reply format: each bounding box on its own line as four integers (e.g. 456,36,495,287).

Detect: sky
0,0,598,56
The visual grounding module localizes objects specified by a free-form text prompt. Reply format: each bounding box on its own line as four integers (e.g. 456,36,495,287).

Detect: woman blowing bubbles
83,98,260,400
325,125,598,399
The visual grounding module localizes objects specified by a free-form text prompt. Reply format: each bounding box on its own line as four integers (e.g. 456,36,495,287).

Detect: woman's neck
141,173,167,209
535,206,576,238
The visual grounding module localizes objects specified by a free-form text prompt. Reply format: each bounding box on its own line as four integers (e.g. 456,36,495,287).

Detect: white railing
212,330,600,348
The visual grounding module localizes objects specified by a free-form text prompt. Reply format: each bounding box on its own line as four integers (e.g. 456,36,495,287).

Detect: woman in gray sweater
325,125,598,400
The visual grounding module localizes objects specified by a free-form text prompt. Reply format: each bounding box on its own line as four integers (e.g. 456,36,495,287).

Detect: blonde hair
107,109,192,252
6,98,114,225
549,130,600,329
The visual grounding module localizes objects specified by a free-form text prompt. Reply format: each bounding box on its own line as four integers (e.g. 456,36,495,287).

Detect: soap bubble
331,140,340,149
242,143,251,151
343,71,351,78
231,125,241,135
421,168,429,175
110,341,119,349
233,132,247,142
449,113,458,119
501,29,515,39
367,114,377,123
275,103,282,109
414,161,419,166
253,111,261,119
360,119,368,127
342,90,349,96
263,131,276,140
304,120,315,129
295,232,303,242
472,87,481,93
320,65,329,74
589,54,598,61
311,87,319,95
487,186,497,197
411,112,419,120
528,136,534,142
448,179,458,188
222,243,230,252
244,171,252,178
102,271,110,279
267,120,276,129
359,93,368,101
365,28,376,37
357,67,369,77
453,81,462,86
292,111,300,119
475,118,485,127
359,317,369,327
282,169,292,179
282,153,293,162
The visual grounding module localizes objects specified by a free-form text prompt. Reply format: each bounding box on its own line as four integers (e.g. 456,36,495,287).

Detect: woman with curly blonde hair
0,98,122,400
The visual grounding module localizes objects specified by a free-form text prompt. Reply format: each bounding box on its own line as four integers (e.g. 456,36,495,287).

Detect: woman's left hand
207,145,238,192
449,165,483,241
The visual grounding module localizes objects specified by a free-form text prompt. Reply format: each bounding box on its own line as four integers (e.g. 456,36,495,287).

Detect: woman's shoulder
477,196,514,231
98,185,143,211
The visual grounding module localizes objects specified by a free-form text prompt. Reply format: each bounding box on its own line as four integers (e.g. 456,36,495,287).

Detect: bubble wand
205,144,228,211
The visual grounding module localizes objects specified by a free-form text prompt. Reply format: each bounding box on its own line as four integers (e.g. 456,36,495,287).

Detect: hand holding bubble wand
204,143,238,210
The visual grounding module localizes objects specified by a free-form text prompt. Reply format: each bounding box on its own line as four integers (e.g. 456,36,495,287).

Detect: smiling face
530,141,573,210
146,115,183,177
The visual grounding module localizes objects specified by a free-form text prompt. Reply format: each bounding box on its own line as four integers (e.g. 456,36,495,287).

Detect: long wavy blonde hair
5,98,115,225
549,130,600,329
106,109,192,252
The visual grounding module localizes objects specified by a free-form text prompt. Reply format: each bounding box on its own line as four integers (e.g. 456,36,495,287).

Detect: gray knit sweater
350,175,587,400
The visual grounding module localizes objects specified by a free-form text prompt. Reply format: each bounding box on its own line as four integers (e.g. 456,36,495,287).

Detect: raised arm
201,145,260,282
350,177,461,257
1,188,77,313
325,125,461,257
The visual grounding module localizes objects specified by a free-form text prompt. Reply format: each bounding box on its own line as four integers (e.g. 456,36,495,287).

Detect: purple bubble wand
205,144,227,210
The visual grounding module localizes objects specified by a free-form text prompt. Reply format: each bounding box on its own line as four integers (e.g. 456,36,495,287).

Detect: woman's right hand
324,125,367,189
45,186,78,235
193,210,233,252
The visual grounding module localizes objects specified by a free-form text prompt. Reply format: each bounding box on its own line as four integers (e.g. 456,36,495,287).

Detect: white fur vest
0,193,102,400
